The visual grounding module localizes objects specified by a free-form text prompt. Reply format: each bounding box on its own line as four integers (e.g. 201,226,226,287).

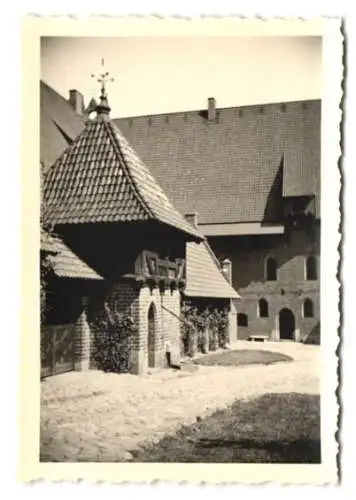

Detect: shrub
40,254,53,324
181,303,230,355
217,308,229,347
90,303,137,373
180,303,199,357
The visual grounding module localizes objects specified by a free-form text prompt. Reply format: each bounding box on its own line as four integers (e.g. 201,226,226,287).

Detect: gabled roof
43,111,203,241
41,81,85,169
115,99,321,224
41,229,103,280
184,237,240,299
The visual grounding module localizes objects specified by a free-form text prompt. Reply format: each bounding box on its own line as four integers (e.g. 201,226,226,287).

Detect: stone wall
208,223,320,342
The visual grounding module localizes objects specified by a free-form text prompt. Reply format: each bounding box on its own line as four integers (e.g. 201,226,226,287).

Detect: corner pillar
75,296,91,371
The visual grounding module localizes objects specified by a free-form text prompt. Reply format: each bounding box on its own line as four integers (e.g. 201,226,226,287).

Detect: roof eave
183,291,241,299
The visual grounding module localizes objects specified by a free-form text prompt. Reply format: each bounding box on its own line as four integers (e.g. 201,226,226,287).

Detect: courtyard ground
131,392,320,463
40,341,320,462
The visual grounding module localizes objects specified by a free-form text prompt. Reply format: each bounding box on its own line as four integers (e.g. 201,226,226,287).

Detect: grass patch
193,349,293,367
131,393,320,463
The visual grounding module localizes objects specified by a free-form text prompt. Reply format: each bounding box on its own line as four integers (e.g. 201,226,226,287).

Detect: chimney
221,258,232,283
185,212,198,228
208,97,216,122
68,89,84,115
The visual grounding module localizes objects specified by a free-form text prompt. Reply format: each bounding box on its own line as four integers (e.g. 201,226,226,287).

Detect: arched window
237,313,248,327
306,256,318,280
258,298,269,318
265,257,277,281
303,298,314,318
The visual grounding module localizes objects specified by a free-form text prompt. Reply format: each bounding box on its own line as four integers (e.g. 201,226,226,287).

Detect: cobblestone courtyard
40,341,320,462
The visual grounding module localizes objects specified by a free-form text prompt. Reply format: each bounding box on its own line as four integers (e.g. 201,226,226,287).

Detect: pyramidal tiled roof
43,112,203,241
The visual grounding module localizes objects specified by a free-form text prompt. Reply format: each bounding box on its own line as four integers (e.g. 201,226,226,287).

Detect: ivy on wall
90,302,137,373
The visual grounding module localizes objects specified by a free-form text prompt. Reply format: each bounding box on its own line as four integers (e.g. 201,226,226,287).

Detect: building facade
40,82,238,377
115,97,321,344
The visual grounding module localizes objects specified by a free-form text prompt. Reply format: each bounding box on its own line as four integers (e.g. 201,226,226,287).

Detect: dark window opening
258,298,269,318
303,298,314,318
266,257,277,281
306,256,318,280
237,313,248,327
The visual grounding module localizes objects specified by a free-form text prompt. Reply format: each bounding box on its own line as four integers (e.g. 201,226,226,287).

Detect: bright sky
41,36,322,118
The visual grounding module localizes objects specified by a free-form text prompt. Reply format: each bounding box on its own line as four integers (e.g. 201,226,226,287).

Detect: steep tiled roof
184,238,240,299
43,113,203,241
41,81,85,169
115,99,321,223
41,230,103,280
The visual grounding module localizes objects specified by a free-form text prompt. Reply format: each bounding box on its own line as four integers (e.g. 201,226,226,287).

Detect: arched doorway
147,303,156,368
279,308,295,340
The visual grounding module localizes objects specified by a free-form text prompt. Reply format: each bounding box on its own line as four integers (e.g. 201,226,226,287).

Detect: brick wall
135,285,181,372
89,280,181,374
208,223,320,342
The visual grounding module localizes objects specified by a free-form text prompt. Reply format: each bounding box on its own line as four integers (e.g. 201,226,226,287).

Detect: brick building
115,97,321,344
40,82,238,377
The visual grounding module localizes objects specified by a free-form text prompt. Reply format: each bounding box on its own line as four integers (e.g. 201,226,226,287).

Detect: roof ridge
114,98,322,121
103,120,154,219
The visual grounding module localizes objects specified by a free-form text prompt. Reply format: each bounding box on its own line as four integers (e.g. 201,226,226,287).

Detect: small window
265,257,277,281
306,256,318,280
258,298,269,318
237,313,248,327
303,299,314,318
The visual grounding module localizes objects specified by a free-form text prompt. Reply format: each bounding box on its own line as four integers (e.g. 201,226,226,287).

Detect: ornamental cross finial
91,58,114,99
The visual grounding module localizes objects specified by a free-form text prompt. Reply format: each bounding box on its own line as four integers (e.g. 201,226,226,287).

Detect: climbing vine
89,303,137,373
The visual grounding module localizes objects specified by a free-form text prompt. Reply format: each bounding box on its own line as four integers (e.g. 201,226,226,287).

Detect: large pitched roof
43,108,202,241
184,238,240,299
115,99,321,224
41,81,85,169
41,230,103,280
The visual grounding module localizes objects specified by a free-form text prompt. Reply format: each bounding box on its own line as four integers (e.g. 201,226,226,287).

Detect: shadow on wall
303,322,320,345
262,157,284,223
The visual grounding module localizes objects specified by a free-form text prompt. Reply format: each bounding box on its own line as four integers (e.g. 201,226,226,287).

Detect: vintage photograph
20,18,340,482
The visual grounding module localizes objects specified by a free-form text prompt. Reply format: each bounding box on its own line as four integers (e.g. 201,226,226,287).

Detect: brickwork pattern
89,280,181,374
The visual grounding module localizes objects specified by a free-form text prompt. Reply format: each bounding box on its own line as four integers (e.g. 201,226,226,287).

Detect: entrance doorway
279,308,295,340
147,303,156,367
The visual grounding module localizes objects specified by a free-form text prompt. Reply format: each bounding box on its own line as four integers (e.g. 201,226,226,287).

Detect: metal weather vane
91,58,114,99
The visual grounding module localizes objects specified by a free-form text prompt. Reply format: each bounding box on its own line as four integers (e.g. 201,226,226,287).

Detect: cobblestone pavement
40,341,320,462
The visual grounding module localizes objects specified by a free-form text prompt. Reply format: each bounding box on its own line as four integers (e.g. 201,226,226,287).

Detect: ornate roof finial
91,58,114,118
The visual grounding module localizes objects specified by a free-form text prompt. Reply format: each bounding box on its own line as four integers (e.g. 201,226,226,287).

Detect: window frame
237,313,248,327
302,298,314,318
305,255,318,281
265,256,277,281
258,298,269,318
